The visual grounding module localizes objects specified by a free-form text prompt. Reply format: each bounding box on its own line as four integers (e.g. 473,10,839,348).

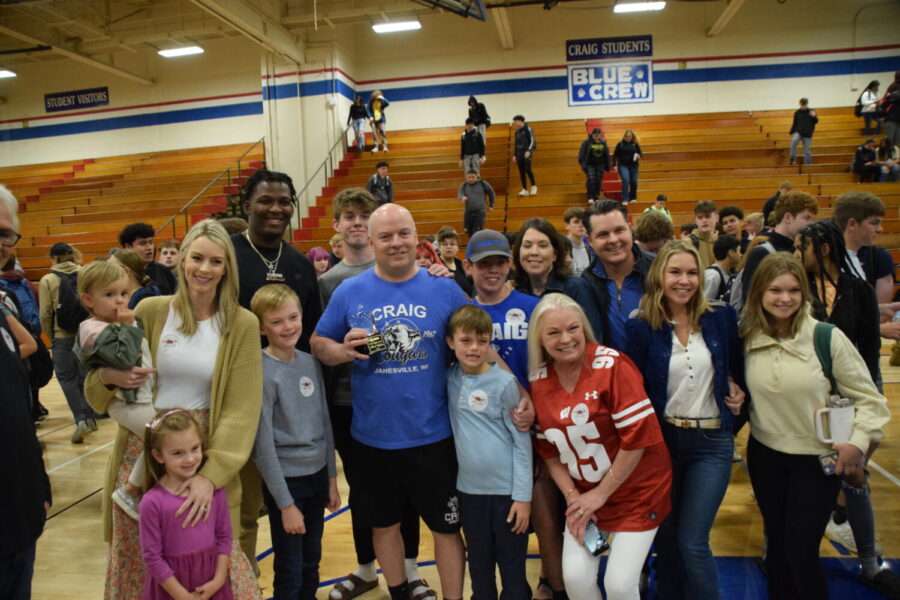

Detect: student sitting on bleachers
852,138,880,183
875,137,899,182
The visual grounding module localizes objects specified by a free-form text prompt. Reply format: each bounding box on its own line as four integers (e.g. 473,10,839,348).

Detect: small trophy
349,311,387,355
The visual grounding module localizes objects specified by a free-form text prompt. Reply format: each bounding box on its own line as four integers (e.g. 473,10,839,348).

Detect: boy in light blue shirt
446,304,532,600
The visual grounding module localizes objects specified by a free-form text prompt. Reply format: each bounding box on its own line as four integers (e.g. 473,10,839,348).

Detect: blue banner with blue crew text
568,61,654,106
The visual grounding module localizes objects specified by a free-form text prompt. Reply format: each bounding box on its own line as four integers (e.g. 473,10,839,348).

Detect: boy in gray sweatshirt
251,284,341,600
458,170,496,237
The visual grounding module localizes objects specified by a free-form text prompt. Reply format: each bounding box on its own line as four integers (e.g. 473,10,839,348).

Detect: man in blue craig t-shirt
465,229,539,388
312,204,472,600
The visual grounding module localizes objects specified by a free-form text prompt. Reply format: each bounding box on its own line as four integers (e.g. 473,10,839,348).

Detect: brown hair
447,304,492,339
113,249,151,287
332,187,378,222
772,191,818,225
635,210,674,244
143,409,205,491
740,253,811,341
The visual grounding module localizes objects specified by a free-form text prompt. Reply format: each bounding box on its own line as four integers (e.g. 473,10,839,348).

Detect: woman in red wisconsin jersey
526,293,672,600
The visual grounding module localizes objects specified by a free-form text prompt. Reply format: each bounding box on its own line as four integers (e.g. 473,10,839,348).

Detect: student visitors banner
567,61,654,106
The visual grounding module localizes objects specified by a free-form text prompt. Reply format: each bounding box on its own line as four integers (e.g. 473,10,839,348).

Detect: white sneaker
382,145,388,152
825,517,857,553
372,147,379,153
518,189,529,196
732,450,742,462
530,185,538,195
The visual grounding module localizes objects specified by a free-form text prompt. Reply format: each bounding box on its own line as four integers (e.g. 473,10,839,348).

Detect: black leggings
747,436,841,600
516,154,535,189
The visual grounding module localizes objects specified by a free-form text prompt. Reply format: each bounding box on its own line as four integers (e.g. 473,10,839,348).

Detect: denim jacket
623,303,744,431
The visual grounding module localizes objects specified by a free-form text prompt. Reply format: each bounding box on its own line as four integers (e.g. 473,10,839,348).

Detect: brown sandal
408,579,437,600
331,574,379,600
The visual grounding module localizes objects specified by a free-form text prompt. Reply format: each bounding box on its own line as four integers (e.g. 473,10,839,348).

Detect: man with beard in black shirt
231,168,322,574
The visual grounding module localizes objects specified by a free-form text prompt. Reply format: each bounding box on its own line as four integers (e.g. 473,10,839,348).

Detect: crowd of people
3,82,900,600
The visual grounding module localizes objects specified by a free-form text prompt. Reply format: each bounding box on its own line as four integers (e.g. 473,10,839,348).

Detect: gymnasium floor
30,346,900,599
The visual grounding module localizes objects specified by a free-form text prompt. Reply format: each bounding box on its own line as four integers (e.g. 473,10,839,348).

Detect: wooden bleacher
5,143,265,279
4,107,897,287
292,107,900,257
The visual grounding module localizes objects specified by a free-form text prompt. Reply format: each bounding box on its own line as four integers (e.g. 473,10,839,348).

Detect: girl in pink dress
139,410,233,600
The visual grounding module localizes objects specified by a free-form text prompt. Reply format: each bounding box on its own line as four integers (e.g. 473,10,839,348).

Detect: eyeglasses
0,231,21,248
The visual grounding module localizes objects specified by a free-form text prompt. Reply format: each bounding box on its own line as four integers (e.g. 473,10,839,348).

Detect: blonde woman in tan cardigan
85,220,263,600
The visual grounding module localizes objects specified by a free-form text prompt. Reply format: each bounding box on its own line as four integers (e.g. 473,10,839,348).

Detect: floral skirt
104,409,260,600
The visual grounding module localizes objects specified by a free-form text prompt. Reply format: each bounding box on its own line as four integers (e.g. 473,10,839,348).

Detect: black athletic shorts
351,436,460,534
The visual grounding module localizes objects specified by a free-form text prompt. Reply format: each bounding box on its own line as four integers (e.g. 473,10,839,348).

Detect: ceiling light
158,46,204,58
372,20,421,33
614,1,666,13
0,69,16,78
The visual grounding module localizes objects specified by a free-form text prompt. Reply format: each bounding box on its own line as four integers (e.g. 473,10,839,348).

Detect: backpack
53,271,89,334
729,241,775,312
854,92,864,118
0,275,41,334
0,289,53,389
705,264,735,303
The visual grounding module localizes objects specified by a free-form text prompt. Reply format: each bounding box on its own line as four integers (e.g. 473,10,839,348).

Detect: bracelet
564,487,578,498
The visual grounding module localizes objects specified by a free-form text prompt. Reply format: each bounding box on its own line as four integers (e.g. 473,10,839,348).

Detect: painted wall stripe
1,101,263,142
3,54,898,143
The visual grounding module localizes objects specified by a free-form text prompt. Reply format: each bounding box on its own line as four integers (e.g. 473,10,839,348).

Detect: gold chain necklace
243,232,285,282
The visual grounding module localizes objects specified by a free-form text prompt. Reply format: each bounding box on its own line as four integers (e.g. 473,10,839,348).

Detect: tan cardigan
745,313,889,456
85,296,263,541
38,262,79,339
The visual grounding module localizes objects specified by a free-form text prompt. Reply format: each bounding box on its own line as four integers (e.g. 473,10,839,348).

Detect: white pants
561,526,657,600
107,398,156,488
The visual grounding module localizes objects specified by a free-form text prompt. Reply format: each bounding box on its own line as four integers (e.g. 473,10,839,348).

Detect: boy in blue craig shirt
446,304,532,600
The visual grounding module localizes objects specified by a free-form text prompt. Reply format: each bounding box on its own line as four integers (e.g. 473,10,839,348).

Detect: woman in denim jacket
624,240,745,600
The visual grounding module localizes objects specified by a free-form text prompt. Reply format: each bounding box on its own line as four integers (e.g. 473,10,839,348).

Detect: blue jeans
862,113,881,134
263,467,329,600
654,423,734,600
351,118,367,149
790,133,812,164
618,164,639,202
51,336,93,423
0,541,36,600
879,164,900,182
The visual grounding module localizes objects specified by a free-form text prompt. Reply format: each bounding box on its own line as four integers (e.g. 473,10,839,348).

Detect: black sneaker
860,569,900,600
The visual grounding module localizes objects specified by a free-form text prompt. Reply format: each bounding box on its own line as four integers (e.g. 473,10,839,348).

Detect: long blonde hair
526,293,598,375
637,240,710,331
172,219,240,336
622,128,639,144
739,253,811,341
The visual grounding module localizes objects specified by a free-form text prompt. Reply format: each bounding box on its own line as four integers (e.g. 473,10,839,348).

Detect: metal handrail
158,137,265,238
295,126,351,201
237,136,265,175
159,168,232,239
